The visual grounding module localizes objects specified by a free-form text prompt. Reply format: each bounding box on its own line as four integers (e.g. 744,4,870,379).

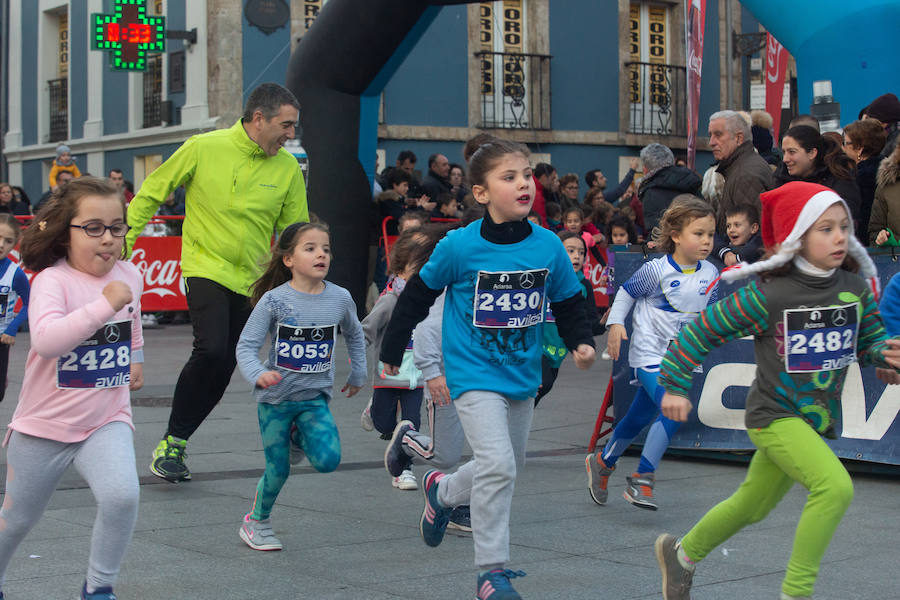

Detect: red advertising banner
765,32,789,138
11,235,187,312
685,0,706,170
584,247,610,309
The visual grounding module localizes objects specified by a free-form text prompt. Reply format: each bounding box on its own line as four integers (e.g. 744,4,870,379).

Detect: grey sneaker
655,533,693,600
624,472,658,510
239,514,283,551
361,398,374,431
289,423,306,465
585,453,615,505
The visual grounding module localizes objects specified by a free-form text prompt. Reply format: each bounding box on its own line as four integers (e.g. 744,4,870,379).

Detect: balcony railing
475,51,551,130
624,62,687,137
48,78,68,142
143,55,163,128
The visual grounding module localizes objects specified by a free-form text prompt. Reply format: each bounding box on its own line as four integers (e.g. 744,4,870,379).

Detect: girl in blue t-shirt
379,138,596,599
0,214,30,402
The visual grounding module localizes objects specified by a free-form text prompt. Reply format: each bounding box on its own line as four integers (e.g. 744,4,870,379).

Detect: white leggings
0,422,139,592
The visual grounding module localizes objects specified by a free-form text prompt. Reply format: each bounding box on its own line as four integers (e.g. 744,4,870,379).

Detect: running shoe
384,420,414,477
361,398,374,431
150,435,191,482
289,423,306,465
447,504,472,532
476,568,526,600
655,533,693,600
585,453,615,505
392,469,417,490
419,469,452,547
239,513,283,551
81,582,117,600
624,472,657,510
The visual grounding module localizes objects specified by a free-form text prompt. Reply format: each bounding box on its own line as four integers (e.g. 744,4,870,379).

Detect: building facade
1,0,768,205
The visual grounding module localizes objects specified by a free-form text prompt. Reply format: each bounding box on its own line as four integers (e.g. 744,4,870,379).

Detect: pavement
0,323,898,600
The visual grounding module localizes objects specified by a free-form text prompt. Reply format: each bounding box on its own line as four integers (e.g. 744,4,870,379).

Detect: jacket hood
639,165,702,194
376,190,404,203
877,143,900,189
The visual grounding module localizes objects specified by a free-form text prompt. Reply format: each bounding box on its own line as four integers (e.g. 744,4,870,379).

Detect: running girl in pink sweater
0,177,144,600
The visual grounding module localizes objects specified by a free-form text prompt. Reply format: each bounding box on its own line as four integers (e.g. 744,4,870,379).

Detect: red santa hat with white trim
719,181,880,297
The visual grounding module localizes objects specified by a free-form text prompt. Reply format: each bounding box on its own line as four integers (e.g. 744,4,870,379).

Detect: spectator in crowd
709,110,774,231
35,170,75,213
157,187,186,236
637,143,702,234
869,143,900,246
11,187,30,210
559,173,581,213
674,156,688,168
535,162,560,209
109,169,135,203
584,187,610,231
448,163,468,205
48,144,81,188
844,119,887,242
776,125,861,222
750,110,781,168
432,193,461,219
587,158,641,205
0,183,31,216
861,93,900,157
788,114,820,131
545,201,563,232
421,154,452,202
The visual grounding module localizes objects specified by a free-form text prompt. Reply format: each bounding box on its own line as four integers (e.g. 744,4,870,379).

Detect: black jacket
638,165,702,233
421,170,452,202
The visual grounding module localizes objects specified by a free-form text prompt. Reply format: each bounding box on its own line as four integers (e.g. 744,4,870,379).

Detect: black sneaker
150,435,191,482
448,505,472,532
384,420,414,477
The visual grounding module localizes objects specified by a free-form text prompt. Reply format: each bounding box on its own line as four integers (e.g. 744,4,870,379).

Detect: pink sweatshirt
6,259,144,444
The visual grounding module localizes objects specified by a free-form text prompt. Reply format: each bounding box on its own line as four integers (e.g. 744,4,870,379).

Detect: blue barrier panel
610,250,900,465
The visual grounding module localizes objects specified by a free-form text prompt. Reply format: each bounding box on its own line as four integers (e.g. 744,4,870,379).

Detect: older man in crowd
709,110,774,230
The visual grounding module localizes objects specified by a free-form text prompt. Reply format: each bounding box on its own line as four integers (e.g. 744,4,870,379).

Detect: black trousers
166,278,252,440
0,343,9,402
534,355,558,408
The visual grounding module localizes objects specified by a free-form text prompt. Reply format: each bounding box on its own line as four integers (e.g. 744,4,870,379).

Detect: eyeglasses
69,222,131,237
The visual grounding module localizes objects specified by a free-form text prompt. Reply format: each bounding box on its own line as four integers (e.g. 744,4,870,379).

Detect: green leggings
249,396,341,520
680,417,853,598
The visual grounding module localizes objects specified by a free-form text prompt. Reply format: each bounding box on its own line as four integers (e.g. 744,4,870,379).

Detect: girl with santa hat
651,181,900,600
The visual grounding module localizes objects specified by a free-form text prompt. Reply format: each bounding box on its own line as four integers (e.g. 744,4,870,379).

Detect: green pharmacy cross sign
92,0,165,71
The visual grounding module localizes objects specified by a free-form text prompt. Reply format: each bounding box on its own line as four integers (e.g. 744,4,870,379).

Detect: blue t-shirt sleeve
5,267,30,336
880,273,900,337
419,231,457,291
548,238,583,302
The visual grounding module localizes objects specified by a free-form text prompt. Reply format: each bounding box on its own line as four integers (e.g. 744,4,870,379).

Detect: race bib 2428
57,320,131,389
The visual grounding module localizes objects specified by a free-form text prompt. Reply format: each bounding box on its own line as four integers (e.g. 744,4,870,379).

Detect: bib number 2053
276,324,336,373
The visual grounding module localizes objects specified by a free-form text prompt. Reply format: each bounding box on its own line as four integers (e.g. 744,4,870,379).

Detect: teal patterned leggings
250,395,341,520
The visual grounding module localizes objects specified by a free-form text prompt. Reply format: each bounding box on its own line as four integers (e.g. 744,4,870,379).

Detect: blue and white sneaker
476,569,526,599
384,420,414,477
82,581,117,600
419,469,452,547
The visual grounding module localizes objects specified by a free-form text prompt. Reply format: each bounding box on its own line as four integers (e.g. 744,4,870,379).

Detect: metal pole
725,0,734,109
0,0,8,183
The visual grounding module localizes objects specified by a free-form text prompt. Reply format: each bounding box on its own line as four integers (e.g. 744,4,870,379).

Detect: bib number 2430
473,269,548,328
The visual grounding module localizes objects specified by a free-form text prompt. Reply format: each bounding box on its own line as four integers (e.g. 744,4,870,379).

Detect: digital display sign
91,0,165,71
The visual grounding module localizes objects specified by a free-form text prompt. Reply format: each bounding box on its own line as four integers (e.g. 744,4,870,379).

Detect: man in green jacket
126,83,308,482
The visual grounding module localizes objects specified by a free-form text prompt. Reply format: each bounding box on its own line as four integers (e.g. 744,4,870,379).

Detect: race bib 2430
473,269,548,328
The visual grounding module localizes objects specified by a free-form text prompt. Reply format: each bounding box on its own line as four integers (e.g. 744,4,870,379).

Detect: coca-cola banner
11,236,188,312
583,246,610,309
765,32,789,139
685,0,706,170
128,236,187,311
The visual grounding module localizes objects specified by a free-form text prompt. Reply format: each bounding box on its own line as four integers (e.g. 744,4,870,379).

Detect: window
48,12,69,142
143,54,163,128
475,1,550,130
625,2,685,136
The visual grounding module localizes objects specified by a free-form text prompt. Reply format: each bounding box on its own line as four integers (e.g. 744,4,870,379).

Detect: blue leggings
601,366,680,474
249,395,341,520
